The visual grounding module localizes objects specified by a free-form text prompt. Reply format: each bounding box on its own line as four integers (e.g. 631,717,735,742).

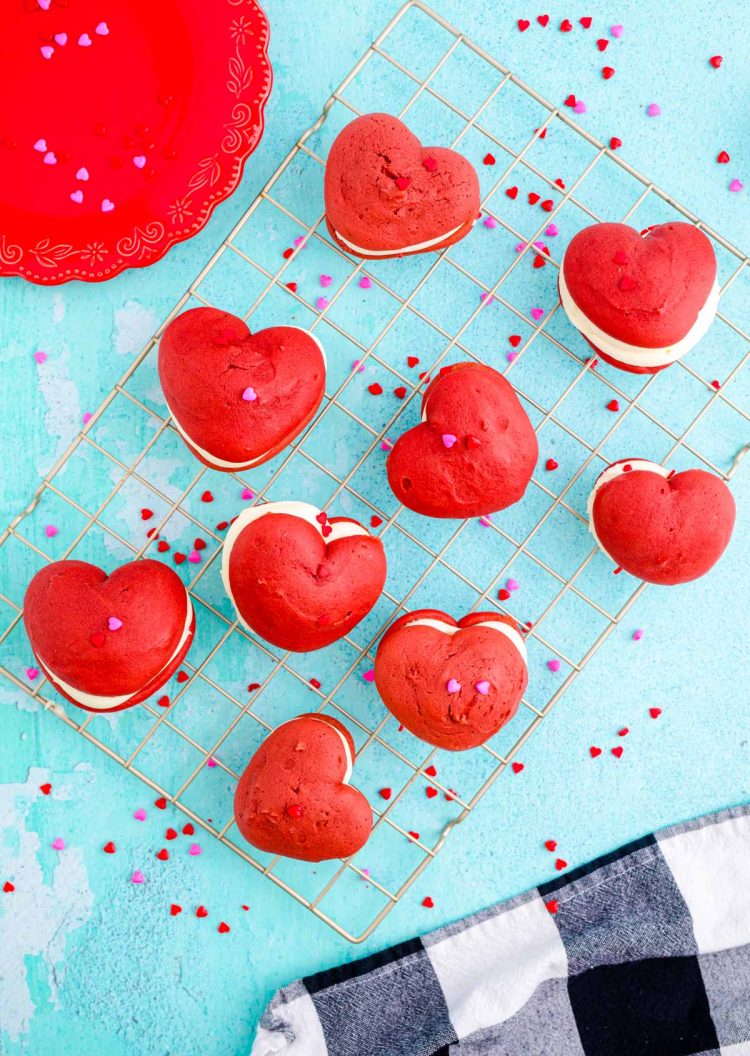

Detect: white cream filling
403,616,528,663
334,222,467,258
39,596,194,711
221,500,370,632
559,268,719,368
587,458,670,561
165,329,326,469
275,715,353,784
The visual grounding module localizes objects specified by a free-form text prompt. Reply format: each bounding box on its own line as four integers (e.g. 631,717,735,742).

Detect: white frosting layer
559,268,720,369
334,223,466,258
403,616,528,663
275,715,353,784
221,501,370,632
40,596,194,711
587,458,670,561
166,329,327,470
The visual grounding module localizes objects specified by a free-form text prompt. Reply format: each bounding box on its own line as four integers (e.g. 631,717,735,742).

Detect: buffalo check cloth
252,804,750,1056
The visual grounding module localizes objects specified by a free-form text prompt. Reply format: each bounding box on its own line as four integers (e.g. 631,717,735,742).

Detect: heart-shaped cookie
560,222,718,373
222,501,387,651
158,307,326,470
23,559,195,712
387,362,538,517
588,458,736,584
234,713,372,861
324,112,480,258
375,610,528,750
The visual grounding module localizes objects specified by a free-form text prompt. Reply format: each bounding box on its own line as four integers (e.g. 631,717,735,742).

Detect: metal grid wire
1,0,749,942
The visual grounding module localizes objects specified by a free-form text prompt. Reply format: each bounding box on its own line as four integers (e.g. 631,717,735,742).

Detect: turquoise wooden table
1,2,749,1053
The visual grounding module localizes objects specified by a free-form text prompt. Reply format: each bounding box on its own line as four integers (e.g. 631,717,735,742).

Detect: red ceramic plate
0,0,271,284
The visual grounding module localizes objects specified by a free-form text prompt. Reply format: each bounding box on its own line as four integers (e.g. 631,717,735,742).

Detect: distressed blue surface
1,2,749,1054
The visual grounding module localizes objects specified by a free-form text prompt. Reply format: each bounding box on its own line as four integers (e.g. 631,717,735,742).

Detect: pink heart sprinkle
506,351,518,363
530,307,545,321
188,549,201,563
51,838,65,851
316,297,329,310
362,669,375,683
729,179,744,192
131,870,145,884
40,45,54,59
506,578,520,592
108,617,122,631
480,292,494,303
545,224,559,236
189,843,202,856
646,103,661,117
78,33,92,46
54,33,67,45
45,524,58,537
380,439,392,451
352,359,365,373
293,236,306,248
320,274,332,287
241,487,254,500
82,412,92,424
475,680,491,695
43,151,57,165
101,199,115,212
532,241,546,250
95,21,109,35
446,678,461,694
483,216,497,229
206,757,217,768
358,276,372,289
573,101,587,114
242,386,257,402
133,155,146,169
547,659,561,672
26,667,40,681
70,190,84,204
611,23,623,37
133,808,146,821
479,515,493,526
76,167,89,181
34,350,48,364
34,139,47,152
442,433,457,448
38,0,51,8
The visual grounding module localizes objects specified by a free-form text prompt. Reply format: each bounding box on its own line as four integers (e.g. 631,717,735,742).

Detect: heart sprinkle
618,727,629,737
729,179,744,193
395,176,410,190
426,787,438,799
632,629,644,641
646,103,661,117
241,487,253,500
54,33,67,46
538,14,550,26
517,19,530,31
573,101,587,115
475,680,491,695
103,841,116,853
446,678,461,693
555,858,568,871
155,797,167,809
95,21,110,35
133,155,147,169
545,223,558,236
379,788,392,800
422,156,437,171
70,190,84,204
189,843,202,856
511,762,524,774
362,668,375,682
610,137,622,150
108,616,122,631
101,199,115,212
320,274,332,287
183,824,195,835
547,659,561,672
133,808,146,821
483,216,497,229
422,896,434,908
242,386,257,402
441,433,457,448
4,881,16,893
156,849,169,861
709,54,722,68
359,276,372,289
606,399,620,412
78,33,92,47
610,24,623,37
51,837,65,851
131,871,145,884
424,765,437,777
546,900,559,914
218,922,230,933
506,578,520,592
165,828,177,840
649,707,662,719
717,151,730,164
201,491,214,503
170,904,182,916
589,746,602,758
544,839,557,852
40,46,54,59
43,151,57,165
196,905,208,917
546,458,558,471
530,307,545,321
26,667,39,680
611,746,624,758
286,804,304,819
40,783,52,795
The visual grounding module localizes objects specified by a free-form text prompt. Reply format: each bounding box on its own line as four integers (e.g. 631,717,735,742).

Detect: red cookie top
562,222,717,348
375,610,528,751
234,713,372,862
387,362,538,518
589,459,736,585
23,559,192,696
222,501,387,652
158,307,326,470
324,113,479,256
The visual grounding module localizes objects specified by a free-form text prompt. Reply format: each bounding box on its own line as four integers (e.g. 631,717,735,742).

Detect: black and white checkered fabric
252,805,750,1056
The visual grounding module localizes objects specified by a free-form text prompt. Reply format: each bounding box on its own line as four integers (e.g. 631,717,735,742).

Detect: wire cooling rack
1,0,749,943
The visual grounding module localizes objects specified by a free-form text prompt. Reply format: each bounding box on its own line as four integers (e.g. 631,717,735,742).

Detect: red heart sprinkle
580,16,592,28
157,695,170,708
546,458,559,471
613,250,629,265
422,156,437,171
368,382,383,396
282,247,294,259
649,707,662,719
717,151,730,163
533,255,546,269
541,199,553,211
3,881,15,893
194,538,206,550
426,787,438,799
537,14,550,26
709,55,723,68
483,153,496,166
242,905,250,911
425,764,437,777
216,521,230,532
606,400,620,412
247,683,261,692
422,896,434,908
618,275,636,291
564,94,577,107
544,839,557,852
560,19,572,31
140,508,153,520
177,671,189,683
555,858,568,871
395,176,410,190
154,797,167,809
286,804,304,818
157,540,170,552
89,630,105,648
394,386,407,399
173,552,186,566
498,588,511,601
201,491,214,503
309,677,321,689
528,192,540,205
285,282,299,295
610,137,622,150
611,746,624,758
505,186,519,200
408,831,420,840
517,19,530,31
554,178,566,189
589,746,602,758
370,515,383,527
602,66,615,79
103,841,116,853
39,783,52,795
536,127,547,139
196,905,208,918
618,727,629,737
146,527,159,540
165,828,177,840
546,899,559,913
509,334,522,347
183,823,194,835
511,761,524,774
321,524,332,538
157,849,169,861
597,38,609,51
218,921,230,933
379,788,392,800
407,356,420,367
